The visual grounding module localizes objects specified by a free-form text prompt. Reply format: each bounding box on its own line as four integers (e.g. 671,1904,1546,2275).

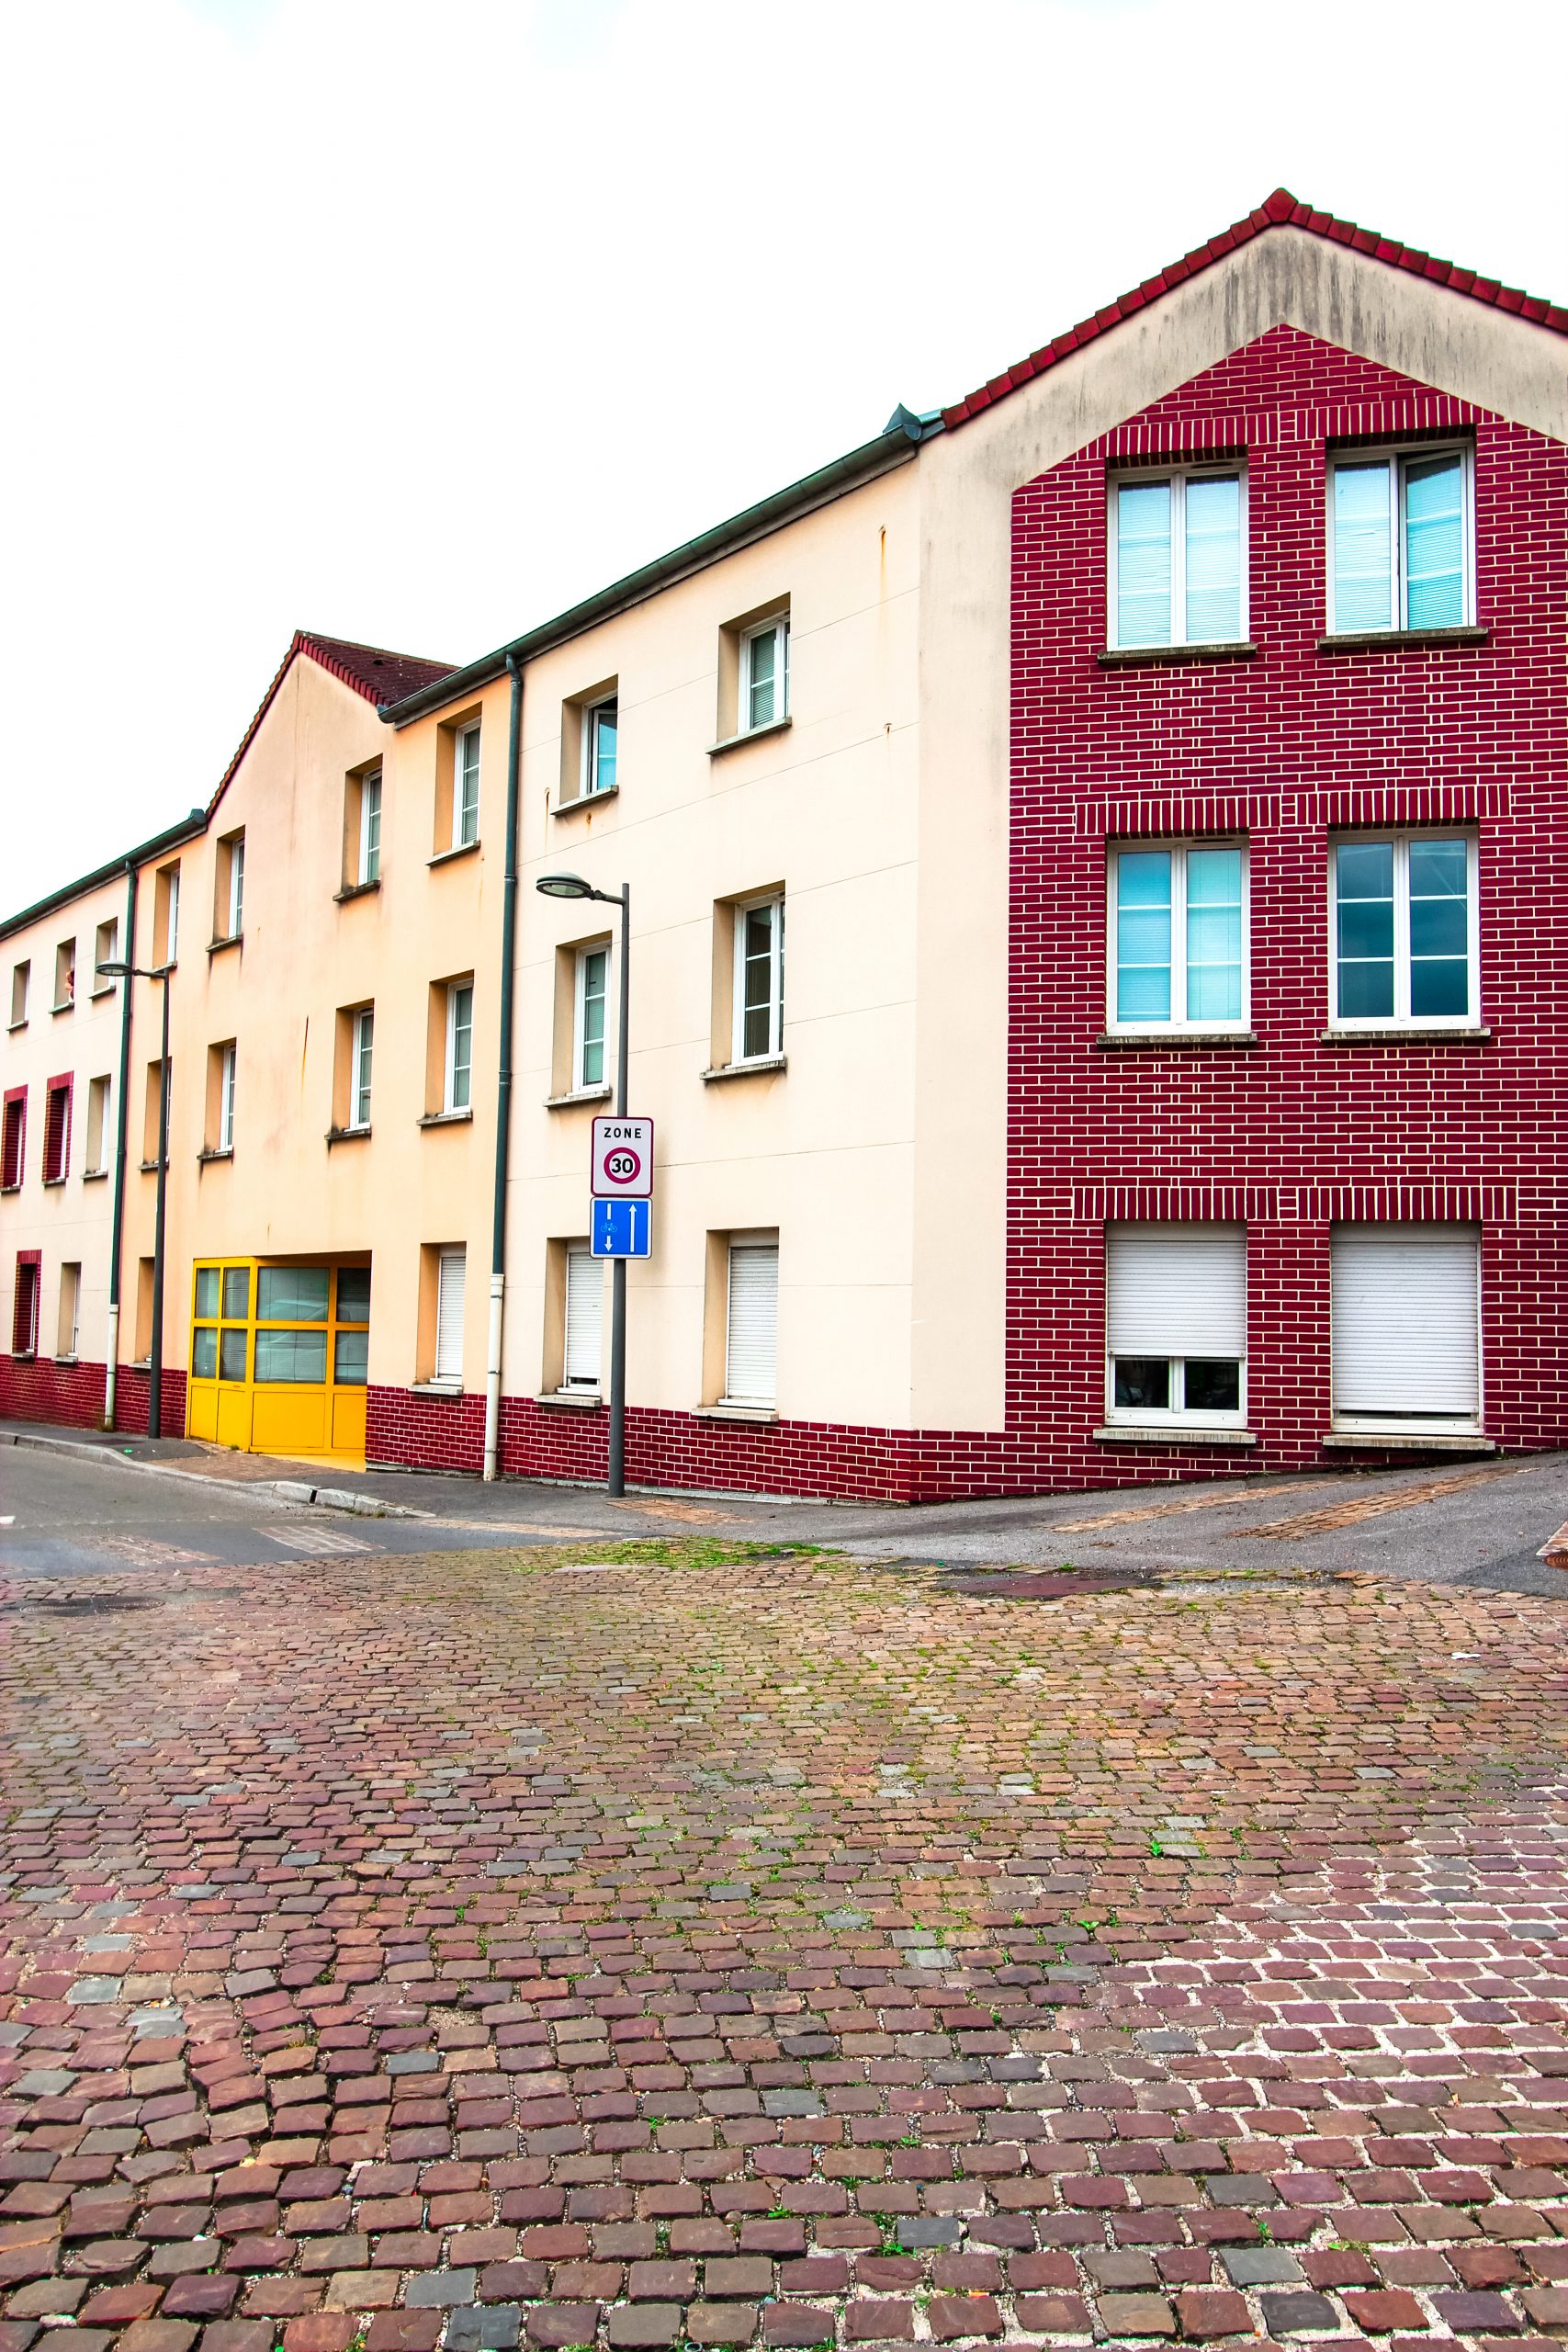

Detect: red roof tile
941,188,1568,430
208,630,455,815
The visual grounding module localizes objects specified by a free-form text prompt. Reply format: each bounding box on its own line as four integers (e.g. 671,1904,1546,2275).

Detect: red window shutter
44,1085,68,1182
0,1094,22,1190
12,1258,39,1354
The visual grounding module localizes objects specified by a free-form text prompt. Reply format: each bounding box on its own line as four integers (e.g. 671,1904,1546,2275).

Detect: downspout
483,652,524,1480
104,861,138,1430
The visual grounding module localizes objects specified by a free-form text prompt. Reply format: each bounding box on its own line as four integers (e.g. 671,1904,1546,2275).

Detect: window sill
707,716,793,758
1093,1424,1258,1447
1318,625,1489,655
702,1054,788,1082
696,1402,779,1423
1096,1031,1257,1051
197,1147,233,1164
139,1159,167,1173
1324,1428,1494,1453
130,1358,152,1373
334,878,381,903
82,1167,108,1182
6,1019,26,1033
1321,1025,1491,1046
419,1108,474,1128
11,1351,37,1364
41,1175,66,1190
88,985,115,1001
0,1182,18,1196
326,1125,372,1147
412,1379,464,1397
53,1354,79,1367
207,933,243,958
1098,640,1258,668
51,1001,75,1016
545,1085,612,1110
556,785,621,817
428,840,481,868
536,1390,602,1409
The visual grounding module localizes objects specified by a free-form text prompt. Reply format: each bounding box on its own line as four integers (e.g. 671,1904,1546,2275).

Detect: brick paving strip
1237,1465,1533,1542
1050,1484,1325,1534
5,1545,1568,2352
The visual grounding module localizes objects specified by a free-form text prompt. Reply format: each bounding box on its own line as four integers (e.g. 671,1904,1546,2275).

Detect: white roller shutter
563,1246,603,1389
1332,1226,1479,1420
434,1248,466,1383
726,1240,778,1405
1107,1226,1247,1357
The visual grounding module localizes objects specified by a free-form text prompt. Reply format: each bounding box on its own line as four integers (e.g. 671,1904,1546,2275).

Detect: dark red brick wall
1004,324,1568,1487
112,1365,186,1438
0,1354,107,1430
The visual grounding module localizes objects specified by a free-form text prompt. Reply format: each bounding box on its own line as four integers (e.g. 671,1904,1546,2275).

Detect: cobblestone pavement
5,1544,1568,2352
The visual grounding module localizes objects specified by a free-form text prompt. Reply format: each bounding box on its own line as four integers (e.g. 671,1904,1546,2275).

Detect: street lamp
98,958,174,1440
535,873,632,1496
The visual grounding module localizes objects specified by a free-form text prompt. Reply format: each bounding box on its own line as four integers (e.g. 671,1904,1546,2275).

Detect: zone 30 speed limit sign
591,1115,654,1199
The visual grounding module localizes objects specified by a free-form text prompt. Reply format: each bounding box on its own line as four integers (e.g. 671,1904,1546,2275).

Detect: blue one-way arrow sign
592,1198,650,1258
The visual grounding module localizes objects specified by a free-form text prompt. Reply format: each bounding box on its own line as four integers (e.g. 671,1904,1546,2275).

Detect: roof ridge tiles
941,187,1568,429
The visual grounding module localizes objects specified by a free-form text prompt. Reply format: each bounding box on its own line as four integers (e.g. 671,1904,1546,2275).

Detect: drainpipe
104,861,138,1430
483,652,524,1480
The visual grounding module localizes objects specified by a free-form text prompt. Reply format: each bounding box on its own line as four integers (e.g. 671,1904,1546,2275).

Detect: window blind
434,1248,466,1383
563,1247,603,1389
1107,1226,1246,1358
1331,1227,1479,1419
726,1242,778,1405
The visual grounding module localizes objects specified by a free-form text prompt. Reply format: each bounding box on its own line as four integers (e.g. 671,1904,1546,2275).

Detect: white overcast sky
4,0,1565,912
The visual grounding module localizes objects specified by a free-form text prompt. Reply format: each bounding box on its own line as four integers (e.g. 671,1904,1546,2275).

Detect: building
4,191,1565,1498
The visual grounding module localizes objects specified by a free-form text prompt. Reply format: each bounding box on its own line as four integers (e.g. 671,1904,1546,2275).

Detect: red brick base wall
0,1355,108,1430
110,1365,186,1438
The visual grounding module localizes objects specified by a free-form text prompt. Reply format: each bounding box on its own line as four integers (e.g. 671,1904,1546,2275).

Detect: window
1106,1225,1247,1426
582,696,618,797
12,1255,40,1357
740,616,790,732
435,1247,466,1383
92,922,118,994
133,1256,157,1363
1110,842,1245,1029
1109,467,1247,649
1329,445,1472,634
42,1079,72,1184
54,939,75,1011
1330,834,1476,1027
154,864,180,966
359,771,381,885
574,947,608,1091
1332,1226,1480,1433
734,896,785,1062
217,1043,236,1152
217,833,244,941
351,1010,374,1129
9,962,28,1028
143,1057,169,1166
446,982,474,1113
335,1266,370,1385
456,724,480,846
1,1091,24,1191
725,1238,779,1407
563,1245,603,1391
84,1077,110,1175
56,1264,81,1360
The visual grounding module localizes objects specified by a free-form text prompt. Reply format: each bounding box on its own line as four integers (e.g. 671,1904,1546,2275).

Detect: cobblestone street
5,1542,1568,2352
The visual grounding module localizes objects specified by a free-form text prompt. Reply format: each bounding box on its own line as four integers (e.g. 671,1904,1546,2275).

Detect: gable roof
942,187,1568,430
208,629,454,812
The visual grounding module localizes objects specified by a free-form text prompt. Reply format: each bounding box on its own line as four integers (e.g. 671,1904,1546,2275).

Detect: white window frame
85,1075,110,1175
92,922,118,995
359,772,381,885
456,725,481,846
1105,1224,1247,1431
1106,840,1249,1034
561,1243,604,1394
1106,463,1249,650
218,1043,236,1152
1331,1225,1483,1438
580,695,618,798
1327,832,1480,1033
571,944,610,1093
724,1234,780,1408
445,981,474,1113
226,836,245,938
732,895,785,1063
1326,442,1475,635
434,1246,466,1385
10,962,28,1027
739,615,790,733
164,867,180,965
58,1262,81,1360
351,1008,374,1130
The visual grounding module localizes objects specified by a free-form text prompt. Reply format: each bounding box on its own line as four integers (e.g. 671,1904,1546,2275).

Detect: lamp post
536,873,631,1496
97,958,173,1439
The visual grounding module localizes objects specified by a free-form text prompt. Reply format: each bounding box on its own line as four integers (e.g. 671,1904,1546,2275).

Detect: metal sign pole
607,886,630,1498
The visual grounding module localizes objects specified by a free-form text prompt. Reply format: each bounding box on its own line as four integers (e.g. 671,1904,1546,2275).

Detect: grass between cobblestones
2,1547,1568,2352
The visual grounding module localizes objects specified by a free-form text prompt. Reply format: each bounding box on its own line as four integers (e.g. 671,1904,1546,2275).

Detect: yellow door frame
187,1256,369,1462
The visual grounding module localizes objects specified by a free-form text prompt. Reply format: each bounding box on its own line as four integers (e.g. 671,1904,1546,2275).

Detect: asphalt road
4,1430,1567,1592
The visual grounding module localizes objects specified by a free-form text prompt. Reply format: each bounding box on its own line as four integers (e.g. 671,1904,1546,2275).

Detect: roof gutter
0,808,207,940
379,409,939,728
